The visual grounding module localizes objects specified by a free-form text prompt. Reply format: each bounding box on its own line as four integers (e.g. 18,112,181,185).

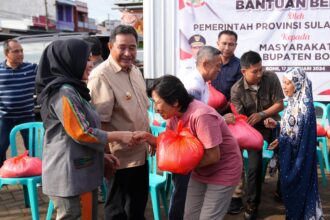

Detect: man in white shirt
179,46,222,103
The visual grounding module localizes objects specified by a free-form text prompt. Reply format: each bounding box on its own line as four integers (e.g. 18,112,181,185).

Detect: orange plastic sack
317,124,326,137
228,103,263,150
0,151,42,178
207,82,227,109
156,121,204,174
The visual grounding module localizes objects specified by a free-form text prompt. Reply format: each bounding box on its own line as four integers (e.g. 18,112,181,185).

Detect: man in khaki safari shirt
88,25,150,220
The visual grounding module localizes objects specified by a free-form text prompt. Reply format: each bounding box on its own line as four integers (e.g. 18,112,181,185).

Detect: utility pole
44,0,49,31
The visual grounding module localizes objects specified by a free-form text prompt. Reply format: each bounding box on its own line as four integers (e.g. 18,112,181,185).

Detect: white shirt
179,68,209,103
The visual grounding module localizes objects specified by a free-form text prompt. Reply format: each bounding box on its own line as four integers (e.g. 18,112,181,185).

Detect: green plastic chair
242,141,273,182
326,103,330,159
149,125,170,220
148,99,166,127
46,200,54,220
0,122,44,220
316,146,328,187
314,102,329,172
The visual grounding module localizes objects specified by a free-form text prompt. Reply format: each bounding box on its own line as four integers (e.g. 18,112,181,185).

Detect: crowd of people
0,25,325,220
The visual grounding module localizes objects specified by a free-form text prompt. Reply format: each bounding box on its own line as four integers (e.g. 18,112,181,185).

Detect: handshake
115,131,155,146
104,130,158,180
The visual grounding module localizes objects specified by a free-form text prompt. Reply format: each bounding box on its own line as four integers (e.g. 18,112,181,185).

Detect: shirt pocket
258,94,272,110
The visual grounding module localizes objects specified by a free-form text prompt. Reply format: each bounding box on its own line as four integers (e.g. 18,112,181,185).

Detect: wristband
259,111,266,119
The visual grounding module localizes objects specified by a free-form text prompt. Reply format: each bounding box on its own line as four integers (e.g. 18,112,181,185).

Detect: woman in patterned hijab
264,67,323,219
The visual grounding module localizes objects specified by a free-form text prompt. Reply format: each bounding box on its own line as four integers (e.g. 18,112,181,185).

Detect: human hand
264,118,277,129
247,113,263,126
268,139,279,150
104,153,120,180
119,131,134,146
223,113,235,124
132,131,150,144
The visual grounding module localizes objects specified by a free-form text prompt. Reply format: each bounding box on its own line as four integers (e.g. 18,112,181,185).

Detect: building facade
0,0,98,35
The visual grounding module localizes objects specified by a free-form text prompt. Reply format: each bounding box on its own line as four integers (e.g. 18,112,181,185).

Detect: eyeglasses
219,42,237,48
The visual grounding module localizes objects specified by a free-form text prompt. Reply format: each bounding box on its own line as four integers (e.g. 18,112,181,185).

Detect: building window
57,5,64,21
65,5,72,22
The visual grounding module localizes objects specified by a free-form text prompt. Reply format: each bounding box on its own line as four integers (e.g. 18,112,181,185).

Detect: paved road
0,134,329,220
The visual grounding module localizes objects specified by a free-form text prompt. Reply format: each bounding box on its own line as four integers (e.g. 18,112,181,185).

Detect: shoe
227,197,243,214
244,203,258,220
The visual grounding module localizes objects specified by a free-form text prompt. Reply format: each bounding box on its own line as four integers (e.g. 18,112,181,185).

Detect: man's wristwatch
259,111,266,119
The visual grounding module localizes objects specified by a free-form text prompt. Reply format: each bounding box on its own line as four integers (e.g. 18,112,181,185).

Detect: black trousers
246,149,263,205
246,128,273,207
104,162,149,220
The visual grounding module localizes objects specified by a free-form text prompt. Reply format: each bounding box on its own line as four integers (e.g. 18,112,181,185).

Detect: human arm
180,75,203,101
196,146,220,168
132,131,157,147
248,72,285,126
52,86,135,151
107,131,134,145
50,86,109,151
247,101,284,126
194,114,223,168
104,153,120,180
132,131,157,155
264,117,279,129
223,113,235,124
268,139,279,150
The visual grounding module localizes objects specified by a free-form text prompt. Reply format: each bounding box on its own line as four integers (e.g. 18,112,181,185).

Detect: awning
56,0,75,6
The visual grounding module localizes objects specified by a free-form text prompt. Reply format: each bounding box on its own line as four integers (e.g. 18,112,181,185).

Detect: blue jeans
169,173,191,220
0,117,34,166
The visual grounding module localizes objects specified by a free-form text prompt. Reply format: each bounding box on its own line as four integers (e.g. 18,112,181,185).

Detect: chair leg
27,180,39,220
23,185,30,208
320,138,330,172
243,157,248,181
46,200,54,220
101,178,108,202
150,187,162,220
159,187,168,216
317,147,328,187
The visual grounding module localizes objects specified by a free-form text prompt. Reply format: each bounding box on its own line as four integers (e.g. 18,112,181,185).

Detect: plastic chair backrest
243,141,271,157
148,98,154,113
326,103,330,127
262,140,273,158
150,125,166,136
149,125,166,175
9,122,44,159
148,99,166,127
313,102,327,128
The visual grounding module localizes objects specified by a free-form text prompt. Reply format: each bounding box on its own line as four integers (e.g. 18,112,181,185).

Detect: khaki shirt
88,55,150,169
230,71,284,138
